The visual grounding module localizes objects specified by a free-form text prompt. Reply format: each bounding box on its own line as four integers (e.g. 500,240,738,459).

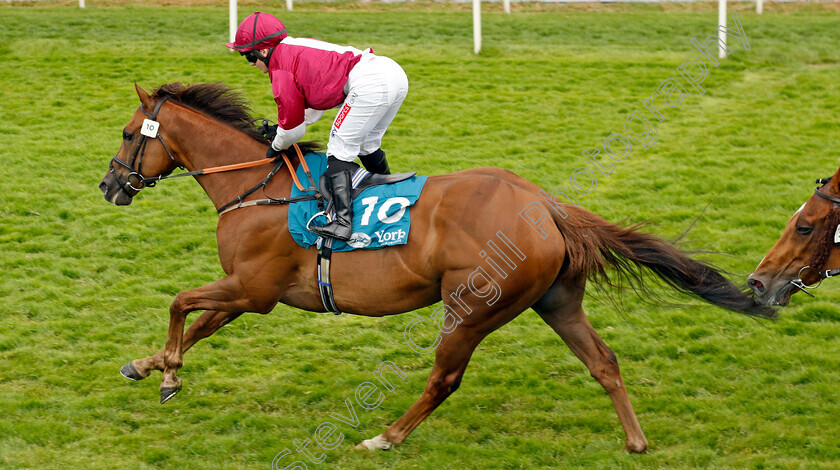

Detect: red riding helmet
225,12,287,52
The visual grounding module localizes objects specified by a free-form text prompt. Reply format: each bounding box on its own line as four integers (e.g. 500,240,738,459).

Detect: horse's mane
150,82,321,154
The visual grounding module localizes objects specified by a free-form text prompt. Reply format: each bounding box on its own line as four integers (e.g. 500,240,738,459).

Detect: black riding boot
359,149,391,175
309,170,354,241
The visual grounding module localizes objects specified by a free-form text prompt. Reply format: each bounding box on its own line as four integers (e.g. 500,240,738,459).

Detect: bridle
108,97,323,214
109,95,178,196
789,177,840,297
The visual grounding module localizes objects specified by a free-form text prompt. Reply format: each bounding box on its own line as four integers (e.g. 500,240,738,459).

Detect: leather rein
789,177,840,296
108,97,322,215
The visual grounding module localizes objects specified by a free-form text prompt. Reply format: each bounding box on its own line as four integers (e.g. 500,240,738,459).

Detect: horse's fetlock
382,431,405,446
163,354,183,370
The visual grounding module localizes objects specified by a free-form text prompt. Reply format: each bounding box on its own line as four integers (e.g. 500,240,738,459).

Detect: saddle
317,168,418,208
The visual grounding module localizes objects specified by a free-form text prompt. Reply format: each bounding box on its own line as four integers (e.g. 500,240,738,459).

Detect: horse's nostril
748,278,765,294
99,181,108,194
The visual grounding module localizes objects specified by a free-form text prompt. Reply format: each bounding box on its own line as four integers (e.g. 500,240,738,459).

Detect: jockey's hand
257,121,278,141
264,124,278,141
266,145,283,161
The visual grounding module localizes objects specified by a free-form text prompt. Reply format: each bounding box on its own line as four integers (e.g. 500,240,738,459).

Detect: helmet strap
260,46,276,67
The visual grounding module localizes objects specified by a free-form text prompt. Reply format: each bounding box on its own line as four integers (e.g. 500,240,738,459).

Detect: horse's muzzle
99,171,134,206
747,278,765,295
748,274,794,306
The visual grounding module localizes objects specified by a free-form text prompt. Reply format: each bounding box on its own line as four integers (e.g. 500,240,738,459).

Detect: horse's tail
552,205,777,319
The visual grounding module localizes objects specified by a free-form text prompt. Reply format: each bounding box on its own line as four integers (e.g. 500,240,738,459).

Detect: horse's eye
796,226,813,235
123,130,133,142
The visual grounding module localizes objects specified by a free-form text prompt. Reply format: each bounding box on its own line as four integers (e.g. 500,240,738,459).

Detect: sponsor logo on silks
347,232,372,249
374,229,407,245
334,103,352,129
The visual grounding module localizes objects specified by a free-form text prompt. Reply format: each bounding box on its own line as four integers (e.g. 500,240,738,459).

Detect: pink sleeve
270,70,306,130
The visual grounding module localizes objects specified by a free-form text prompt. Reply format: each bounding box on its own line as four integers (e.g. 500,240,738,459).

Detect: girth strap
317,238,341,314
313,167,377,315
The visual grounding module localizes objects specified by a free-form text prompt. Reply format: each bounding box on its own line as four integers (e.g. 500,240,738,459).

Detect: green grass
1,2,840,469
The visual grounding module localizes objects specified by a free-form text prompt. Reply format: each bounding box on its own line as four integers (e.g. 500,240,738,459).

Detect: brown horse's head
99,83,183,206
749,168,840,306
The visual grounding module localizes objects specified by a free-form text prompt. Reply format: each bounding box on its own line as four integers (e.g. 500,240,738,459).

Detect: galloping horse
749,166,840,305
100,82,775,453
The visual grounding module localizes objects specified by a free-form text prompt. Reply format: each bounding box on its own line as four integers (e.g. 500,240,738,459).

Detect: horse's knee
170,293,189,316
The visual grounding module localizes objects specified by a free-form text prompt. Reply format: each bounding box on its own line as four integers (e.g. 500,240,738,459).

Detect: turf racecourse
1,1,839,468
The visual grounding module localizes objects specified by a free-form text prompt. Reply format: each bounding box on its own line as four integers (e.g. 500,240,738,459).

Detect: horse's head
749,168,840,306
99,83,182,205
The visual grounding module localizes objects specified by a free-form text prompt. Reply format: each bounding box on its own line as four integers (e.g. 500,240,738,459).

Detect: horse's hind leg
533,284,648,453
121,310,242,381
357,325,488,450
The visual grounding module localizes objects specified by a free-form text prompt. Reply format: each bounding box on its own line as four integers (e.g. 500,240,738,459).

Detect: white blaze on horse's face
753,201,808,273
753,256,766,274
795,202,807,214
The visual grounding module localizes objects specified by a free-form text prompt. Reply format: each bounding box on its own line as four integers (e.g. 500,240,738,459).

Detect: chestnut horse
749,166,840,305
100,82,774,453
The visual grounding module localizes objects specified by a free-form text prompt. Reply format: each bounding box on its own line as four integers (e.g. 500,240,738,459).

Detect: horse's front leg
121,310,242,381
160,296,190,403
157,275,273,404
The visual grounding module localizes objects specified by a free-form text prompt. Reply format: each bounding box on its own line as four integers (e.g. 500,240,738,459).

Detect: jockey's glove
266,146,283,161
261,124,278,141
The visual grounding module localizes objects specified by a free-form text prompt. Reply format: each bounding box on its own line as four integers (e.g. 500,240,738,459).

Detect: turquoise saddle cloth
287,152,428,252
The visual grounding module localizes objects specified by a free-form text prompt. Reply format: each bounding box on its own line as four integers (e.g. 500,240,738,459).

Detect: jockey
226,11,409,241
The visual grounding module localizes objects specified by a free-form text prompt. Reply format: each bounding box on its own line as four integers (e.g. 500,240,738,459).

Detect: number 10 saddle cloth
287,152,428,252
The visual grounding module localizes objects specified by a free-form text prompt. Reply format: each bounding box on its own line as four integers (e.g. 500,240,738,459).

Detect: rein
215,145,322,215
789,177,840,297
109,98,322,215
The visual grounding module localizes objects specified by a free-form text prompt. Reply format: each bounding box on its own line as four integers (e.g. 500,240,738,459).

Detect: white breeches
327,55,409,162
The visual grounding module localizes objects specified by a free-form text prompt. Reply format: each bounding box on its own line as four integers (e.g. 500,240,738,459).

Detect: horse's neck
173,111,289,211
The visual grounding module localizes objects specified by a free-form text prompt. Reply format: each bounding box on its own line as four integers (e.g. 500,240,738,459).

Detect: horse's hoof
622,439,648,454
356,435,393,451
120,362,144,381
160,386,181,404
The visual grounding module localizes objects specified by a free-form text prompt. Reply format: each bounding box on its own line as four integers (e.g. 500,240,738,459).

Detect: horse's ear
135,81,154,111
827,166,840,193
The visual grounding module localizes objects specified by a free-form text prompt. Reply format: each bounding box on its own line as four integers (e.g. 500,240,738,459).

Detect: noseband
109,95,179,197
789,177,840,297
